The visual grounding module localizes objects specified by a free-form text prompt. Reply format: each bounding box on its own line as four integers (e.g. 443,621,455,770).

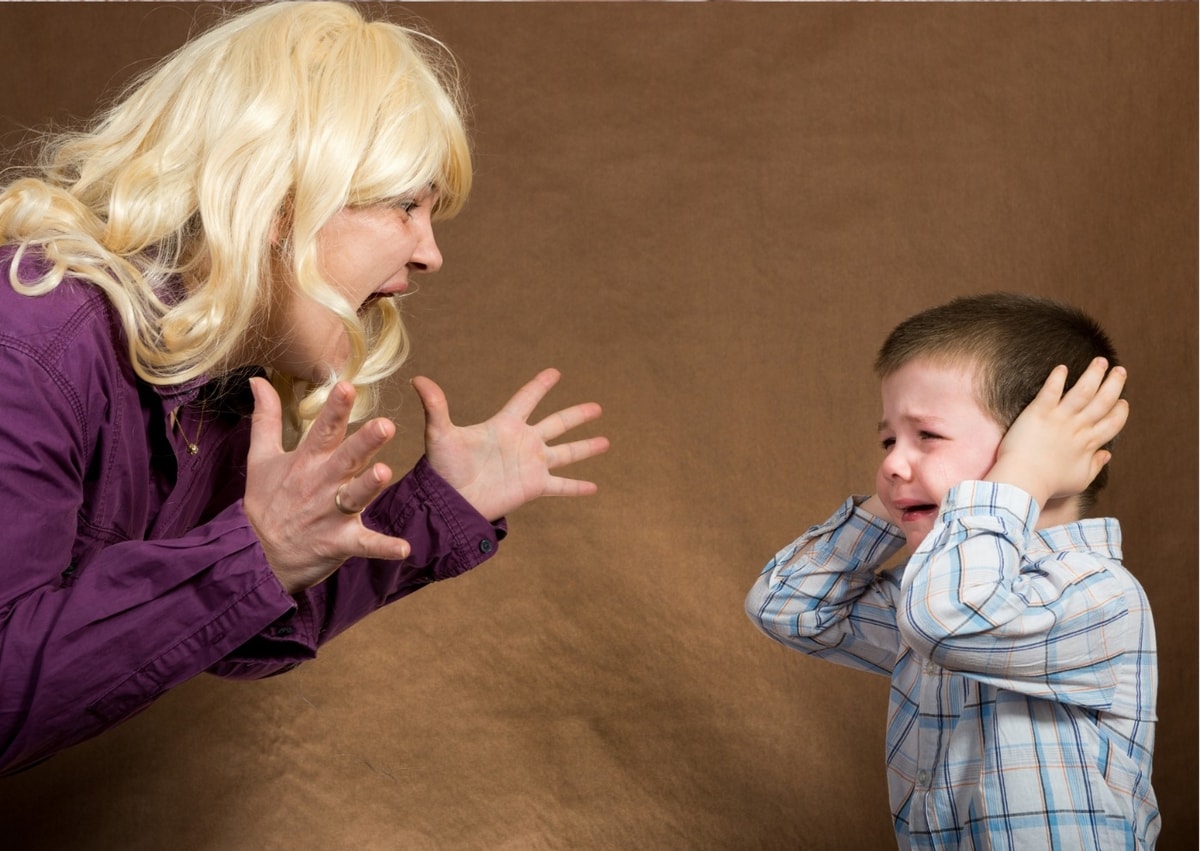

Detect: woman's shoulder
0,244,130,387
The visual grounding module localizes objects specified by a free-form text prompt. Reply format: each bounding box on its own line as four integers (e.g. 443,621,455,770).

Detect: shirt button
275,626,294,637
479,539,493,554
917,769,931,786
924,660,937,674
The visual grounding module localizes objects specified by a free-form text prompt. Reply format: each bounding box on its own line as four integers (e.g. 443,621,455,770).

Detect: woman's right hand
243,377,411,594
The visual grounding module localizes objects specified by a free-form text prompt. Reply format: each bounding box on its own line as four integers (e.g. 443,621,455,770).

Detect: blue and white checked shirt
746,481,1159,850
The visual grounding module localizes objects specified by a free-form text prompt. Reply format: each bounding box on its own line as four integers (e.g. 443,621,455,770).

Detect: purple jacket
0,247,504,774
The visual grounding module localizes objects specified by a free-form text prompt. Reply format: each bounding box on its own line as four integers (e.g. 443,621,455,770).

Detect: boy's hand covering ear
985,358,1128,508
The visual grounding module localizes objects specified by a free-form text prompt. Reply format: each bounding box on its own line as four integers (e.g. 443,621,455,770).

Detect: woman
0,1,607,775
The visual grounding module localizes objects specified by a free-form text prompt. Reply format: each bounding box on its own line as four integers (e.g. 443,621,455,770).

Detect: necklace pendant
186,443,199,456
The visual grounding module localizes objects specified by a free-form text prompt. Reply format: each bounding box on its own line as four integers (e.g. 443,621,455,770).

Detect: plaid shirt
746,481,1159,850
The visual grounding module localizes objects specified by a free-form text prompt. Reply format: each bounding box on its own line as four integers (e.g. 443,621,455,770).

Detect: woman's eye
918,431,942,441
393,199,418,214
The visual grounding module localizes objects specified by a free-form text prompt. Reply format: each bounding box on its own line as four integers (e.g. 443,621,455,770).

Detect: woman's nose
409,220,443,273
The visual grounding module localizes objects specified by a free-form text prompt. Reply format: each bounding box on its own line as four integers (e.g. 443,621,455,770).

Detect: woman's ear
270,197,295,250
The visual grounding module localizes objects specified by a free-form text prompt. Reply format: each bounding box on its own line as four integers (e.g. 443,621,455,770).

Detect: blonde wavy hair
0,1,472,433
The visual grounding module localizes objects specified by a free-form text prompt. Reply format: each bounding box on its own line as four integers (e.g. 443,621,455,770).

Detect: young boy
746,293,1158,850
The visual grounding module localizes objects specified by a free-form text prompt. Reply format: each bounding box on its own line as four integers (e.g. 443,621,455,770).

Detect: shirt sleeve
744,497,908,676
897,480,1129,708
208,456,505,679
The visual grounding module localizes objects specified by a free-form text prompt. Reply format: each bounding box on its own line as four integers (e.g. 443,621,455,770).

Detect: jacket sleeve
897,480,1134,709
208,456,506,679
0,331,502,775
0,352,296,775
744,497,908,676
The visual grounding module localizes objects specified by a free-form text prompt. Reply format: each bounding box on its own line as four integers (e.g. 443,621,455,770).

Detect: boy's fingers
1066,357,1115,407
1078,364,1126,422
1094,398,1130,445
1095,365,1128,404
1032,364,1070,407
1088,449,1115,485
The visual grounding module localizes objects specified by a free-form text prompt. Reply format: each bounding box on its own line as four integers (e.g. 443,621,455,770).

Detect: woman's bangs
353,103,469,216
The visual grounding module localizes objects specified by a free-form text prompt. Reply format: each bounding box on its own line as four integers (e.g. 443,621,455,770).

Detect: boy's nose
880,450,911,481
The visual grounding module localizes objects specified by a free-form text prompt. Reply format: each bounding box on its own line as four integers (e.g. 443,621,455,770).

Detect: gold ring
334,485,360,516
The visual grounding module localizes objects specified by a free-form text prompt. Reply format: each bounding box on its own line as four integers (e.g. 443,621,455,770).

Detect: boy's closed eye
879,431,945,450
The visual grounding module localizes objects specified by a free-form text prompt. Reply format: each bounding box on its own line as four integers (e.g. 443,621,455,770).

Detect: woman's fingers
244,376,416,591
545,435,611,470
302,381,358,453
536,401,604,442
334,460,394,516
411,375,453,438
352,526,411,562
500,368,561,421
248,377,285,460
541,475,600,498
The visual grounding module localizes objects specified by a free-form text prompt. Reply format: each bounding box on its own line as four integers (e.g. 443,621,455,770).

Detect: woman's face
267,190,442,381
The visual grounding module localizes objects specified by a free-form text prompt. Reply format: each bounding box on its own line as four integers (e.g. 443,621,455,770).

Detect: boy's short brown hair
875,292,1120,510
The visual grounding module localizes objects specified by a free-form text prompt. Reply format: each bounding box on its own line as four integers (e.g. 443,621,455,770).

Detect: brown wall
1,3,1195,849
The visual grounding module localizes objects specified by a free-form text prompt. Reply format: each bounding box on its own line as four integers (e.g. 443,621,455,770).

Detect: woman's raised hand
412,368,609,522
244,377,410,594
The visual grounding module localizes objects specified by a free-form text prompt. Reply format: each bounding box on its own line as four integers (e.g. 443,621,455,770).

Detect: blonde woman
0,1,607,775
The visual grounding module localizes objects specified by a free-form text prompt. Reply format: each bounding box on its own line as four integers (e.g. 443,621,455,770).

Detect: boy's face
875,358,1005,550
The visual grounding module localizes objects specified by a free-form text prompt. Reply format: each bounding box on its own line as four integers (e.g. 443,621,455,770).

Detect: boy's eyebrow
877,413,946,433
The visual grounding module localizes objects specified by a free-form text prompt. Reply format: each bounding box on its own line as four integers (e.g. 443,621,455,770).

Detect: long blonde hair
0,1,472,431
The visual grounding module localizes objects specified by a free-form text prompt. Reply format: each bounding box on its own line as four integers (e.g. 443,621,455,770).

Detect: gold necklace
175,399,206,456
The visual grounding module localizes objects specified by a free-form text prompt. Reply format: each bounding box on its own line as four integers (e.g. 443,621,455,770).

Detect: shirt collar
1029,517,1123,562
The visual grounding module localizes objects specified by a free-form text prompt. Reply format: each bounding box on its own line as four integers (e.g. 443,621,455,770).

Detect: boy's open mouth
901,504,938,521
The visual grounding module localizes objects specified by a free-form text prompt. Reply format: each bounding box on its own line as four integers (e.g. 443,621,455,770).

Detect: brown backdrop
0,3,1195,849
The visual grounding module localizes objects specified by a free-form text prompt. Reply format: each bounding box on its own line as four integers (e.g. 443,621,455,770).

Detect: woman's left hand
411,368,609,522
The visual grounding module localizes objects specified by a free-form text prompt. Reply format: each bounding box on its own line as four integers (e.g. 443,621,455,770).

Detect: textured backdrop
0,3,1195,849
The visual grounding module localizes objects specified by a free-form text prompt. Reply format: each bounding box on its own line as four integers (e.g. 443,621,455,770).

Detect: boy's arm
898,359,1135,708
745,496,908,676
